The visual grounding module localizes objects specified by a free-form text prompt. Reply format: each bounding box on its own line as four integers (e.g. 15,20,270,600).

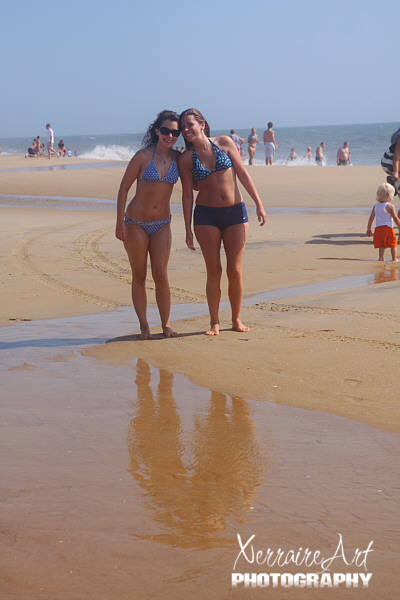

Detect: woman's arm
223,137,267,226
115,151,142,241
178,151,196,250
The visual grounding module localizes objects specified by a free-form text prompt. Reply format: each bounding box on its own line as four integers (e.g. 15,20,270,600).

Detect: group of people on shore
115,112,400,340
25,124,73,159
226,124,352,167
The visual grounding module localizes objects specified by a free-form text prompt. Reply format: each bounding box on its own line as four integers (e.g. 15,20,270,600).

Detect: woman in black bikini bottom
179,108,267,336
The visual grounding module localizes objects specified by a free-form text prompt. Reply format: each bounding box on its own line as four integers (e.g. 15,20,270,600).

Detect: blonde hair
376,182,395,202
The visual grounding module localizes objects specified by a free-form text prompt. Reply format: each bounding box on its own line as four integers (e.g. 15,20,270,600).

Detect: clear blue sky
1,0,398,137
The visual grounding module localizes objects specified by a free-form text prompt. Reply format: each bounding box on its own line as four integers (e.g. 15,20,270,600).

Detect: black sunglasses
158,126,180,138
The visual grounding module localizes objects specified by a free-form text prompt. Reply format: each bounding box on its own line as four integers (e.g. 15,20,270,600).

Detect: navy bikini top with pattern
192,139,233,182
140,145,179,184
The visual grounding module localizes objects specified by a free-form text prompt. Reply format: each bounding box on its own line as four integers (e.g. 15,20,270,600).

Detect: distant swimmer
286,148,298,163
263,122,277,165
247,128,259,165
303,146,312,161
315,142,325,165
337,141,351,165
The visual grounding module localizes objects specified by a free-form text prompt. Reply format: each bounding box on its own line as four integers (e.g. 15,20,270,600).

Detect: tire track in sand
10,226,124,309
74,227,206,303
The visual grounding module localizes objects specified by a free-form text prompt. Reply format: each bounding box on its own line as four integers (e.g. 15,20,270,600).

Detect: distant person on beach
247,128,259,165
315,142,325,165
381,126,400,196
58,139,67,156
179,108,267,336
116,110,180,340
230,130,244,152
263,122,277,165
303,146,312,161
337,141,350,165
45,124,60,158
366,183,400,261
286,148,298,163
67,148,72,157
35,136,44,155
25,140,38,158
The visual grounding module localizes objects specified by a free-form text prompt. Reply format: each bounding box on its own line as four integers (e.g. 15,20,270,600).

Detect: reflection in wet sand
374,267,398,284
127,359,265,549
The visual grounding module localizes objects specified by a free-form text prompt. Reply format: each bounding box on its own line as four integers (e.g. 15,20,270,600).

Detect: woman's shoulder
178,148,193,167
212,135,235,150
212,134,231,144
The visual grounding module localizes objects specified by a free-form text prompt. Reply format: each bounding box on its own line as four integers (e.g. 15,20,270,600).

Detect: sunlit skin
116,118,180,339
179,113,267,336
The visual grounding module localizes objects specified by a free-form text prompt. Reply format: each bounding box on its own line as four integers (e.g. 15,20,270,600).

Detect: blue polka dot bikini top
140,145,179,184
192,139,233,181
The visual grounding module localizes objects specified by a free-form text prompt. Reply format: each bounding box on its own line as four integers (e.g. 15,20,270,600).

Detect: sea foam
80,144,137,161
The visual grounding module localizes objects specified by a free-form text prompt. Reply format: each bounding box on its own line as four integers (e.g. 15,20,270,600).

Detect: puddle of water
1,266,398,358
0,161,124,173
1,353,398,599
0,193,371,215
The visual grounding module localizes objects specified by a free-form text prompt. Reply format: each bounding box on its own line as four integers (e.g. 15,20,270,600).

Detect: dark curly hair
179,108,211,149
141,110,179,148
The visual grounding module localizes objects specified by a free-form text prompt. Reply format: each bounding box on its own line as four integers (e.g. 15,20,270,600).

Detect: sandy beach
1,154,399,599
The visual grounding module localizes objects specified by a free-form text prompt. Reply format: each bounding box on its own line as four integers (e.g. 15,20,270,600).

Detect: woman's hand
257,206,267,226
186,230,196,251
115,221,127,242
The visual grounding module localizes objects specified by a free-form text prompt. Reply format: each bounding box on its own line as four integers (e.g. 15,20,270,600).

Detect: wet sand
1,156,399,598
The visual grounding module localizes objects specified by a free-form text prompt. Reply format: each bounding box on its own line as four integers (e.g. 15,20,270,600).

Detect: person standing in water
315,142,325,165
247,127,260,165
179,108,267,336
263,122,277,165
116,110,180,340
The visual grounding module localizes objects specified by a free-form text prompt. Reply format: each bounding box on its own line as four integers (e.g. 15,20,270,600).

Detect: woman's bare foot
205,324,220,336
139,327,152,340
163,326,178,338
232,319,250,332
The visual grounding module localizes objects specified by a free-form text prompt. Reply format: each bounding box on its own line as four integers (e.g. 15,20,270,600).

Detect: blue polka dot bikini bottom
124,214,171,237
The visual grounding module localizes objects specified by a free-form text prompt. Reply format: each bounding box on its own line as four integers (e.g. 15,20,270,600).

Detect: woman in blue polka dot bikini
116,110,181,340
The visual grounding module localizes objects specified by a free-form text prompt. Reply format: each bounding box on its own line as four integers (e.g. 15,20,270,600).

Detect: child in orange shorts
366,183,400,261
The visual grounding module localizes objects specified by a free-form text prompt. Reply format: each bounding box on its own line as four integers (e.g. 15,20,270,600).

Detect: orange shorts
373,225,397,248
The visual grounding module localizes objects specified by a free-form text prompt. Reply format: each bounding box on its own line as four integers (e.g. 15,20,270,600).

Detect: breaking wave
80,144,138,161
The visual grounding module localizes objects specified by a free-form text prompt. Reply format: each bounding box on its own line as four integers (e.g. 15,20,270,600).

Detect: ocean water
0,122,397,167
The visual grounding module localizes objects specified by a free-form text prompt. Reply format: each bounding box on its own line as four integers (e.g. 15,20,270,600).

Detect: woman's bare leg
148,224,177,337
124,224,152,339
222,223,249,331
194,225,223,335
